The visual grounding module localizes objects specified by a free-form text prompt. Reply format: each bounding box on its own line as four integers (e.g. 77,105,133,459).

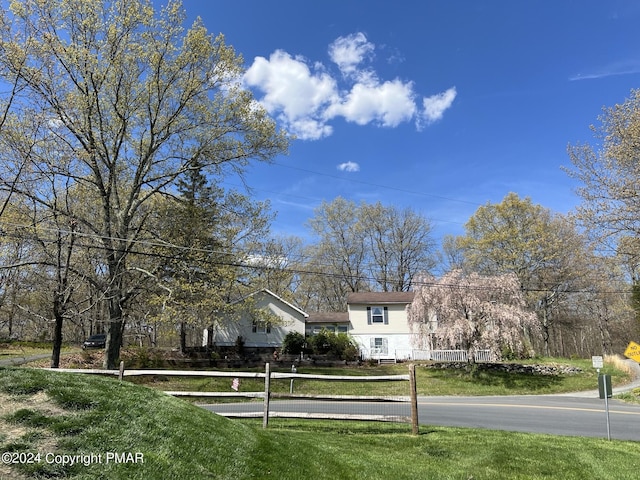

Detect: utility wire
0,219,632,296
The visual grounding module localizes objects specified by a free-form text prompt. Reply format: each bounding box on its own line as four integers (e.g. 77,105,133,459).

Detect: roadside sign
624,341,640,362
591,356,604,368
592,356,604,369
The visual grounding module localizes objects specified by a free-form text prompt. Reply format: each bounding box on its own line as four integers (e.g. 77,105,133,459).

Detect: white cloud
337,161,360,172
420,87,457,127
243,33,456,140
569,59,640,81
243,50,338,140
327,78,416,127
328,32,375,76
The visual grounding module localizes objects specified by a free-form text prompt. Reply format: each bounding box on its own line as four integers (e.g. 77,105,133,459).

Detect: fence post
263,362,271,428
118,361,125,381
409,364,419,435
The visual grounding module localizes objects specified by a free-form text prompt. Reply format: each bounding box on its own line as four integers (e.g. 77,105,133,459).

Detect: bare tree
301,197,436,311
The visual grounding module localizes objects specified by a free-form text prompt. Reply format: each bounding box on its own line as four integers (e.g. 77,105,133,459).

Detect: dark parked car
82,334,106,349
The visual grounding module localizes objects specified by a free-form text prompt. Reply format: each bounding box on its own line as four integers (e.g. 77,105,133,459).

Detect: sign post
592,356,611,441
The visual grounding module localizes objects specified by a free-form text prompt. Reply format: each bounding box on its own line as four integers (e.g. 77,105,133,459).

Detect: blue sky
180,1,640,242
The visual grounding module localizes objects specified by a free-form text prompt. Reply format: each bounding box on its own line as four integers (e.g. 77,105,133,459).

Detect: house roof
347,291,415,305
306,312,349,324
234,289,309,318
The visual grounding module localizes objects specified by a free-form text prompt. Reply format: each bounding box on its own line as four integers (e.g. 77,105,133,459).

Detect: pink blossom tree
408,270,539,360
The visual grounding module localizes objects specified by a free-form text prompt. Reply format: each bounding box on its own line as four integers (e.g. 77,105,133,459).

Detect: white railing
472,350,493,363
362,348,493,362
409,349,493,363
430,350,467,362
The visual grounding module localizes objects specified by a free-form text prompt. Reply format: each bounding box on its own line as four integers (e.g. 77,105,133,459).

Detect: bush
307,329,359,361
308,329,332,355
282,331,305,355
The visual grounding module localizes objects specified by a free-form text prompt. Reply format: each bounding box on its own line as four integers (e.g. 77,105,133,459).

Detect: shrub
307,329,359,361
282,331,305,355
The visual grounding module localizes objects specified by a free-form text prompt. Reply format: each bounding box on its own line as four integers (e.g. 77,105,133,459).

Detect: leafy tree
0,5,31,221
566,89,640,348
569,255,635,355
440,234,466,271
567,89,640,248
146,162,277,351
408,270,539,359
0,0,289,367
148,164,228,352
0,204,36,339
455,192,588,356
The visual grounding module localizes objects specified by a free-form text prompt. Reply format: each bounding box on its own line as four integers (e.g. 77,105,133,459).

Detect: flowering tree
408,270,539,359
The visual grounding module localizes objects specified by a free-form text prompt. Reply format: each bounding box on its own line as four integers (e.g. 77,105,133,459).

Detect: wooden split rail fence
47,363,420,434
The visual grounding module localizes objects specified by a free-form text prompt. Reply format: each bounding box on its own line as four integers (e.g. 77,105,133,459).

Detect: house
346,292,417,361
205,289,308,348
207,289,424,361
305,312,349,336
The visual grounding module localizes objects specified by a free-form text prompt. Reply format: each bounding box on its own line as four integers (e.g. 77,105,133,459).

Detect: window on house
252,322,271,334
367,306,388,325
370,337,388,354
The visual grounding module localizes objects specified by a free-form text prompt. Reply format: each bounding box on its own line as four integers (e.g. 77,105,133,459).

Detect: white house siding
347,297,418,360
351,333,417,360
348,303,412,334
208,290,307,348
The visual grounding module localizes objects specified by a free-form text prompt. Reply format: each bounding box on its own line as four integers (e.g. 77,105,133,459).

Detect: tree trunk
180,322,187,354
104,320,124,369
104,292,125,369
207,325,214,348
51,297,63,368
541,309,550,357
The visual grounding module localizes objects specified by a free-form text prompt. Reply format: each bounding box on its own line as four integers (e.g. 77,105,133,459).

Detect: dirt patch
0,391,64,480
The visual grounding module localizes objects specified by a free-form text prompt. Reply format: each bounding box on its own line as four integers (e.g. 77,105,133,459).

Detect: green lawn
130,358,632,399
1,367,639,479
0,342,78,360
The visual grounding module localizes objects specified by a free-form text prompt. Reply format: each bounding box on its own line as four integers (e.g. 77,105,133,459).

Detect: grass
0,341,78,360
0,367,638,479
130,357,633,400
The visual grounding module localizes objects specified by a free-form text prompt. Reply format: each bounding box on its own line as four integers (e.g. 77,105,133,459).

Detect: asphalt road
417,395,640,440
202,394,640,441
0,353,53,367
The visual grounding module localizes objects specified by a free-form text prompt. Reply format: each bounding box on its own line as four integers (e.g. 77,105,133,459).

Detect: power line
0,219,633,296
272,161,483,206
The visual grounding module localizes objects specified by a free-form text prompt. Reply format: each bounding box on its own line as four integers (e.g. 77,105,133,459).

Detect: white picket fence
391,349,493,363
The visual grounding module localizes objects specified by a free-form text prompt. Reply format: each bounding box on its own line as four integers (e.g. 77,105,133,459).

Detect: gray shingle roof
306,312,349,324
347,291,415,305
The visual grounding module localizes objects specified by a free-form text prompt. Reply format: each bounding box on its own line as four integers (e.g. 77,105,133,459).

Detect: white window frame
367,306,388,325
370,337,389,355
371,307,384,323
